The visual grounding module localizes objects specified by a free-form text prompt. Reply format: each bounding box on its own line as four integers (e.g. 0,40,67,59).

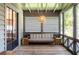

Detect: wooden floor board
13,45,71,55
0,45,71,55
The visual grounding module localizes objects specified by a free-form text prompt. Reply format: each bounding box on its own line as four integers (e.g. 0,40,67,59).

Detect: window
13,11,17,40
5,7,17,46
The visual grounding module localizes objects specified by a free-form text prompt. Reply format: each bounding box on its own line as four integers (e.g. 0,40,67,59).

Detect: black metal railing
60,34,79,55
76,39,79,54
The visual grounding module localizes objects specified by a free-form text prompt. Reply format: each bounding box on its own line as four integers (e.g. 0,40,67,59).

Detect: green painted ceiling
21,3,73,12
22,3,72,10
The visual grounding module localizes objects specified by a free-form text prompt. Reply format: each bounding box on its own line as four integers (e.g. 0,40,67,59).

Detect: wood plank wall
23,10,61,17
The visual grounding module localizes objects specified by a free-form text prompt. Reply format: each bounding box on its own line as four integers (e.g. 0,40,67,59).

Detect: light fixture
38,15,46,23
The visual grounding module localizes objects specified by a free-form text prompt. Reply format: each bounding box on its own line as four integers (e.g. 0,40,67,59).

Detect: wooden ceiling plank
27,3,31,13
45,3,48,13
22,3,72,12
41,3,43,10
37,3,39,14
53,3,58,13
63,4,72,11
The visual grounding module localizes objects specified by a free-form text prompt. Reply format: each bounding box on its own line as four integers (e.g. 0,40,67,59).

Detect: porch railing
60,34,79,55
76,39,79,54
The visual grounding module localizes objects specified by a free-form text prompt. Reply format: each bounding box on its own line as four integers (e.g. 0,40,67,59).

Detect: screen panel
76,4,79,39
64,7,73,37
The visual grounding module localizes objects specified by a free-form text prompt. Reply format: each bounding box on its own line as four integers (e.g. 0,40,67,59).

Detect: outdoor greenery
64,7,73,37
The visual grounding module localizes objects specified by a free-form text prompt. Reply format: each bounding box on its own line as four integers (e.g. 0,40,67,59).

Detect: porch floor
11,45,71,55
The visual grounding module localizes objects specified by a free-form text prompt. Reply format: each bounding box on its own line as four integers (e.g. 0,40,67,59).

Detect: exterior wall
43,17,59,32
25,17,59,32
0,3,5,52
